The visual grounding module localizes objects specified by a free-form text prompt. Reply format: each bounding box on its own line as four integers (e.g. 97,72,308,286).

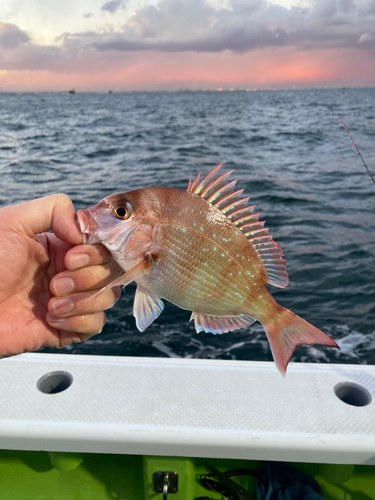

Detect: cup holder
37,371,73,394
334,381,372,407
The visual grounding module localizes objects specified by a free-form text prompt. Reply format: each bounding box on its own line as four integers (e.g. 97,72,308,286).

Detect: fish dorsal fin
187,164,289,288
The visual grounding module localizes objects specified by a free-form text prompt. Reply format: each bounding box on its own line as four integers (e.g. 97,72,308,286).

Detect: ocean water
0,88,374,367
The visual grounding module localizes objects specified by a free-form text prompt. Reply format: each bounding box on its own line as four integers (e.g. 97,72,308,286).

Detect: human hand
0,195,122,358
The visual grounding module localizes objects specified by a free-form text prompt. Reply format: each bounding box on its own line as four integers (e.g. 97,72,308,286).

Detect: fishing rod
339,116,375,189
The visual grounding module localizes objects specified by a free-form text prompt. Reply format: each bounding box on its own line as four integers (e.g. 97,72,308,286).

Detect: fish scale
78,164,339,374
139,223,254,315
141,189,266,314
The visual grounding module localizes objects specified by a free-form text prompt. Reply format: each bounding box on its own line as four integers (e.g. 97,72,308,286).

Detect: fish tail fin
262,307,339,376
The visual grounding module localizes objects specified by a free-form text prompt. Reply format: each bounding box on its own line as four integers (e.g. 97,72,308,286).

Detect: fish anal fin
190,312,255,334
134,286,164,332
263,308,339,375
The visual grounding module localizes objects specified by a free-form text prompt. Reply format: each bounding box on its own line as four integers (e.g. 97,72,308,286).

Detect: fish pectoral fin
134,286,164,332
190,312,255,334
91,258,151,300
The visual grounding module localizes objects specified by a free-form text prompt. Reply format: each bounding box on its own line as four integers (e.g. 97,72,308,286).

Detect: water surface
1,89,374,366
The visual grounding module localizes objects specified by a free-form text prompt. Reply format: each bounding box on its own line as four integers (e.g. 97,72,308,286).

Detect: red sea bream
78,164,338,374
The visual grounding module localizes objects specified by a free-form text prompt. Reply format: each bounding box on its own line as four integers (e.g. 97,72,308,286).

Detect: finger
50,260,122,296
64,243,113,271
46,312,106,346
48,286,121,318
2,194,82,246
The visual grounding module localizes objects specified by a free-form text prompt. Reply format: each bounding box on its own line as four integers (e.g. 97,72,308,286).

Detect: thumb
4,194,83,246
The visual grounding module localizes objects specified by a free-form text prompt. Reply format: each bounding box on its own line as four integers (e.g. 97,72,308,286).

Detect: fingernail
54,277,75,296
52,298,74,315
69,254,90,269
46,313,66,324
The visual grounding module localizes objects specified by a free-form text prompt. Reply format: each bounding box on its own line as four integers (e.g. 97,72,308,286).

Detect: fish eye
110,200,133,220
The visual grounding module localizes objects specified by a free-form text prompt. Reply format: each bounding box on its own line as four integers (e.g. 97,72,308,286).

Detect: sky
0,0,375,91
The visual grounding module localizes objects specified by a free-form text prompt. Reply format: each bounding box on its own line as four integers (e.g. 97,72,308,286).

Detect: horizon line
1,85,375,95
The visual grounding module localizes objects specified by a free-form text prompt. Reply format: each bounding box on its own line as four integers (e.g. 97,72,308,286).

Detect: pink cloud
1,0,375,92
1,47,375,92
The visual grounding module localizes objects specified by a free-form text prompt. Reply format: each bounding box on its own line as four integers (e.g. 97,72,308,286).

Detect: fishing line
339,116,375,189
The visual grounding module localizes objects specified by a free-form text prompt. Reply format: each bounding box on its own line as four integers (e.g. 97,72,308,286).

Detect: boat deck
1,353,374,464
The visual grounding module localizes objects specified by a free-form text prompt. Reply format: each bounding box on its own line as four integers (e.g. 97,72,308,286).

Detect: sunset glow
1,0,375,92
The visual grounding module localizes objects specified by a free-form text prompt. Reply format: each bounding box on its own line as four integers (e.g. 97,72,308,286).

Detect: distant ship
68,88,76,95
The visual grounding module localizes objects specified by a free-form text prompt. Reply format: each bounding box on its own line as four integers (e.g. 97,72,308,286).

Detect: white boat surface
1,353,374,466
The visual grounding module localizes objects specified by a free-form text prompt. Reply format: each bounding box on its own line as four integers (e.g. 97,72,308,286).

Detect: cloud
58,0,375,54
101,0,125,14
1,0,375,88
2,46,375,92
358,32,375,43
0,22,30,49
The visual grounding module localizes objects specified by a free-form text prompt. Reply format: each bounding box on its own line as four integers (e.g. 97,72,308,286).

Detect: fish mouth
77,209,100,244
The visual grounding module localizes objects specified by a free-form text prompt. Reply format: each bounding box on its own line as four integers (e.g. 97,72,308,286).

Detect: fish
77,164,338,374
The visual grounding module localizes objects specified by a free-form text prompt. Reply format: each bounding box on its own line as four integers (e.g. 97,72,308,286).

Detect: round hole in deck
37,371,73,394
334,382,372,407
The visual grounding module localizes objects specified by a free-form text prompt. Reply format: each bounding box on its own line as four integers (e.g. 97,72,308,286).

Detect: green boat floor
0,450,374,499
